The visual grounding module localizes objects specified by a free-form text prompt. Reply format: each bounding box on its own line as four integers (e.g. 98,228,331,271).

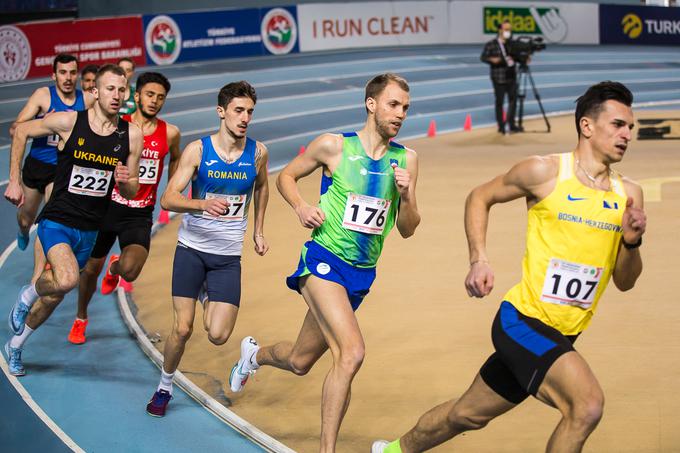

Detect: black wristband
622,237,642,249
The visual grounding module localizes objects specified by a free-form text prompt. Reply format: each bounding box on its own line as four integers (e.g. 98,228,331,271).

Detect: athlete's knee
173,322,193,343
17,212,33,230
335,344,365,375
52,267,79,294
207,330,232,346
447,406,491,432
568,394,605,432
117,261,143,282
288,354,316,376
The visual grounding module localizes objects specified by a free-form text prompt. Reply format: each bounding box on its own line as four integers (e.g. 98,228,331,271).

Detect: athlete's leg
76,256,106,319
162,296,197,374
535,351,604,453
256,309,329,375
297,275,365,453
17,186,42,237
394,373,517,452
110,244,148,282
204,303,238,345
29,183,53,281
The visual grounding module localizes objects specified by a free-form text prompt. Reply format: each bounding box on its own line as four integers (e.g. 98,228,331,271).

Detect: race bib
46,134,60,147
202,193,246,221
540,258,603,309
68,165,112,197
342,193,391,235
138,158,159,184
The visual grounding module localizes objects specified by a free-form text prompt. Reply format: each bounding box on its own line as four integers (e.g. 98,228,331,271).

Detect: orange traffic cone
158,209,170,224
427,120,436,138
298,145,306,155
463,114,472,131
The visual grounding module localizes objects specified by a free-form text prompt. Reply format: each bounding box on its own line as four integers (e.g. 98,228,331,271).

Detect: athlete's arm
9,87,49,137
116,123,142,199
160,140,228,216
612,179,645,291
395,148,420,238
252,142,270,256
276,133,342,229
4,111,77,207
166,123,182,180
464,155,557,298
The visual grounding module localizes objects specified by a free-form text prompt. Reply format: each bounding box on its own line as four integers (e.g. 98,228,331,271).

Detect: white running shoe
371,440,390,453
197,281,208,306
228,336,260,392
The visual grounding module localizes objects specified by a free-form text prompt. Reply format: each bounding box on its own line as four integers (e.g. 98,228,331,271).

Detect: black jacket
480,38,516,85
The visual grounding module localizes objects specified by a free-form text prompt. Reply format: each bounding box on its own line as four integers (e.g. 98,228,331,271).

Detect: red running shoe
101,255,120,295
68,318,88,344
146,389,172,417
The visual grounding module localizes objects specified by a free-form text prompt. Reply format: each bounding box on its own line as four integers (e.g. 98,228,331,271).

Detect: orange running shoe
119,278,134,293
68,318,88,344
101,255,121,295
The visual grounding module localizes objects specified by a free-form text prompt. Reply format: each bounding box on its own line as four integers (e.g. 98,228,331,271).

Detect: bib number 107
540,258,603,309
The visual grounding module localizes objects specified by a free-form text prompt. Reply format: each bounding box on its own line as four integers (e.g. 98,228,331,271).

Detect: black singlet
38,109,131,230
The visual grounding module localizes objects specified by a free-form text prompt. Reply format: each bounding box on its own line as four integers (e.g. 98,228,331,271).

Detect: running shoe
228,336,259,392
67,319,88,345
4,341,25,377
17,231,29,251
101,255,120,295
146,389,172,417
8,285,32,335
371,440,390,453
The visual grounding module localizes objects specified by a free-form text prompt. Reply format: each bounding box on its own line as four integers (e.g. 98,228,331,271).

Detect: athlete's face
581,100,634,163
368,82,410,139
118,61,135,87
52,61,78,95
93,71,127,116
218,97,255,139
135,82,168,119
81,72,96,93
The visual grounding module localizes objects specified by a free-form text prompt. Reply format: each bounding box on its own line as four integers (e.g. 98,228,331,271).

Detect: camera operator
480,20,522,134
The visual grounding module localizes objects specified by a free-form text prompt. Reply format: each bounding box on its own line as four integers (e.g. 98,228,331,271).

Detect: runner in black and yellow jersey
373,81,646,453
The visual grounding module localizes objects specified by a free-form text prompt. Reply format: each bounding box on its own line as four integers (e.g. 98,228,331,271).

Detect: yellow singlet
503,152,627,335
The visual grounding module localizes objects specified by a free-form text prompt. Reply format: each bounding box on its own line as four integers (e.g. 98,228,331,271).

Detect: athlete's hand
114,161,130,185
295,204,325,229
254,234,269,256
203,197,230,217
392,163,410,196
465,261,494,298
622,197,646,245
4,180,25,207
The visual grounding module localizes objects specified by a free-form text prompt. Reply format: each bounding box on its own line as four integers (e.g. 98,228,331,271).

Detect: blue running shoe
17,231,29,251
146,389,172,417
8,285,31,335
4,341,25,377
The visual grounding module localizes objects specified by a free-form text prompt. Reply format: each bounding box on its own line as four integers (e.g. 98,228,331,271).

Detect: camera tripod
516,63,551,133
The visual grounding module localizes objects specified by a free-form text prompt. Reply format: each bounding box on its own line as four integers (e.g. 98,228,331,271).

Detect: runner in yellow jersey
372,81,646,453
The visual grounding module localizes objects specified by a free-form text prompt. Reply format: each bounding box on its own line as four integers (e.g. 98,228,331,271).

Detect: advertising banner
0,16,144,82
600,4,680,45
297,1,449,52
449,1,599,45
143,6,298,66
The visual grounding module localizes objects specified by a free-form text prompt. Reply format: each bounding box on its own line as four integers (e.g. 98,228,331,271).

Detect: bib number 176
342,193,391,235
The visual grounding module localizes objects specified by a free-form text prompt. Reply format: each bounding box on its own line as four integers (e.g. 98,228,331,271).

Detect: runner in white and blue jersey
145,81,270,417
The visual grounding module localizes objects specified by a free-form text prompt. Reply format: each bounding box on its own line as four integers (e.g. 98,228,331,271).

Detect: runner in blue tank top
144,81,270,417
6,53,94,273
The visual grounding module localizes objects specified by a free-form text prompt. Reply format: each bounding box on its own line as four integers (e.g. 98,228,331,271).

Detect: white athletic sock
10,325,34,349
157,369,175,394
21,284,39,307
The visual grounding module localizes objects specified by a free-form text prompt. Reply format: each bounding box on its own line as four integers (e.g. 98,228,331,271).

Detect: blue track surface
1,44,679,451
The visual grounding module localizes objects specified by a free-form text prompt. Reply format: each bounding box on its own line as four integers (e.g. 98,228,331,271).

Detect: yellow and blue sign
600,4,680,45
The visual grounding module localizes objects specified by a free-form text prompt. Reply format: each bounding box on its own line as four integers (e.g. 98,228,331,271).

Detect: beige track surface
133,112,680,453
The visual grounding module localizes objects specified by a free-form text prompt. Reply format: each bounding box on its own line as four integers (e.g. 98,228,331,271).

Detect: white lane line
0,225,83,453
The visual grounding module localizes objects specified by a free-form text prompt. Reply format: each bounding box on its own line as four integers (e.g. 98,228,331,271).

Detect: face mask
502,31,512,40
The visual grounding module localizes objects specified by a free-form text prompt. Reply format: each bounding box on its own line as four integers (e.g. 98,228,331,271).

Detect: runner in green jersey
229,74,421,452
